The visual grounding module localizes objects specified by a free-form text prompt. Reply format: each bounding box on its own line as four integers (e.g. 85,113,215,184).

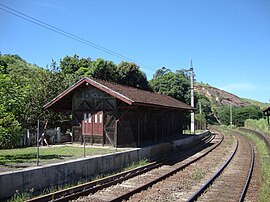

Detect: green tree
150,69,190,103
116,61,151,90
216,106,230,125
76,57,93,76
234,105,263,127
195,94,213,124
153,66,171,79
59,54,151,90
60,54,81,74
89,58,118,82
0,63,26,148
0,54,75,148
216,105,263,127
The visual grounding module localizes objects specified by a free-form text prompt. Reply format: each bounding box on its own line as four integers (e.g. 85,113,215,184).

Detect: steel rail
186,133,239,202
238,141,254,202
108,133,224,202
27,132,215,202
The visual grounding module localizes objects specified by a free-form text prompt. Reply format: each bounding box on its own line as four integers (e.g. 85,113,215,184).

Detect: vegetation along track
239,127,270,155
187,129,254,202
27,132,220,202
71,132,223,202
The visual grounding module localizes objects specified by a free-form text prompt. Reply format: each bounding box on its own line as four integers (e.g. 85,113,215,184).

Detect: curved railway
186,130,254,202
70,132,223,202
27,132,221,202
27,127,262,202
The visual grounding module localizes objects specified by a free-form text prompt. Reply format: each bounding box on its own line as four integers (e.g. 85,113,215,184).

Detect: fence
21,127,71,147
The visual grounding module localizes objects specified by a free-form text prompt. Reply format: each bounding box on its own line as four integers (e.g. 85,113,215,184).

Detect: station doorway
81,111,104,144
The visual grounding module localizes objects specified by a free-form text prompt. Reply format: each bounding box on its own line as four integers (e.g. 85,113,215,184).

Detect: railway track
27,132,221,202
73,132,224,202
186,130,254,202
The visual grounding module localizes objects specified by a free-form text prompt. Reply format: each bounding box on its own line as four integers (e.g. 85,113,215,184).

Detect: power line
0,3,156,72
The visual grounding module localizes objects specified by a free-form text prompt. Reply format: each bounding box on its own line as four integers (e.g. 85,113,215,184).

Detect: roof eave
134,102,195,111
43,77,134,110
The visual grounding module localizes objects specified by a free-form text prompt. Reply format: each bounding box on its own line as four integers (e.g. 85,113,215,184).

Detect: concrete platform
0,131,209,200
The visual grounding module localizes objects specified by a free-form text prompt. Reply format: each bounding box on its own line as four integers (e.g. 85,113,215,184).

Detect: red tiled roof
44,77,194,111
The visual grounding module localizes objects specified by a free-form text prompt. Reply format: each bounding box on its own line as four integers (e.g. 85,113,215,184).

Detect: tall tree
0,54,75,148
89,58,118,82
216,105,263,127
117,61,151,90
150,69,190,103
153,66,171,79
60,54,80,74
0,60,26,148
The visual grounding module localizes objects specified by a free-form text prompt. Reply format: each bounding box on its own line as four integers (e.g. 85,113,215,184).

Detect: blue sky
1,0,270,103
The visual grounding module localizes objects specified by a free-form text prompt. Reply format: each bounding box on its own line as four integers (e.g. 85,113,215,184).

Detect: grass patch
238,129,270,202
183,130,206,134
9,192,30,202
191,169,203,180
123,159,149,171
245,119,270,136
0,145,125,166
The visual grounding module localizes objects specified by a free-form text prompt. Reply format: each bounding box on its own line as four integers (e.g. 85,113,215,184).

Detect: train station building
44,77,194,147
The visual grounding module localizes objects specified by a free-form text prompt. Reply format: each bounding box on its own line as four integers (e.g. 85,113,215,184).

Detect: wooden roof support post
114,119,119,149
155,118,157,144
137,119,140,147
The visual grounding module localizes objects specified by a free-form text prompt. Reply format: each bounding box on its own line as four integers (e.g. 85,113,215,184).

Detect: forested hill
0,54,266,148
194,83,268,109
195,83,248,107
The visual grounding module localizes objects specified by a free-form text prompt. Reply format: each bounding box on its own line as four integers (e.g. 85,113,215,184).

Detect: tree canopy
216,105,263,127
150,68,190,104
0,55,74,148
1,54,265,148
60,55,151,90
0,54,152,148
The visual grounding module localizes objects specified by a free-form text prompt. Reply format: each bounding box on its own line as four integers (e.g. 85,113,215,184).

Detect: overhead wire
0,3,156,72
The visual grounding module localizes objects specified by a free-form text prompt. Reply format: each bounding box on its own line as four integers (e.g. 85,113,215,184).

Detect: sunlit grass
238,130,270,202
0,145,125,166
191,169,203,181
245,119,270,136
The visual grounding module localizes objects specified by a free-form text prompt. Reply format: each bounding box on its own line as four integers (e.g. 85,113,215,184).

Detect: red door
82,111,103,136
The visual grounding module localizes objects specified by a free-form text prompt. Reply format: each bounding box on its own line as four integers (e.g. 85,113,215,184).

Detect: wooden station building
44,77,194,147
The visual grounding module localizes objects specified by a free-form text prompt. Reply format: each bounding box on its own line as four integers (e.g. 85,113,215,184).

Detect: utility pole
199,101,202,130
190,60,195,134
199,101,202,115
36,120,40,166
83,113,86,158
230,103,233,128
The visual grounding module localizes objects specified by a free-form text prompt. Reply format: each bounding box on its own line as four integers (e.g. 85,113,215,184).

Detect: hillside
241,98,269,109
194,83,267,109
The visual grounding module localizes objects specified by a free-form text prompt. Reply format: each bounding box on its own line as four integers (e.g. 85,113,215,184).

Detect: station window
84,113,87,123
88,113,91,123
95,114,98,123
99,113,102,123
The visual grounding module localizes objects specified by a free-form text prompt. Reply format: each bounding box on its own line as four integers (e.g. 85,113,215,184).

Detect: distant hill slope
241,98,269,109
194,83,267,109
